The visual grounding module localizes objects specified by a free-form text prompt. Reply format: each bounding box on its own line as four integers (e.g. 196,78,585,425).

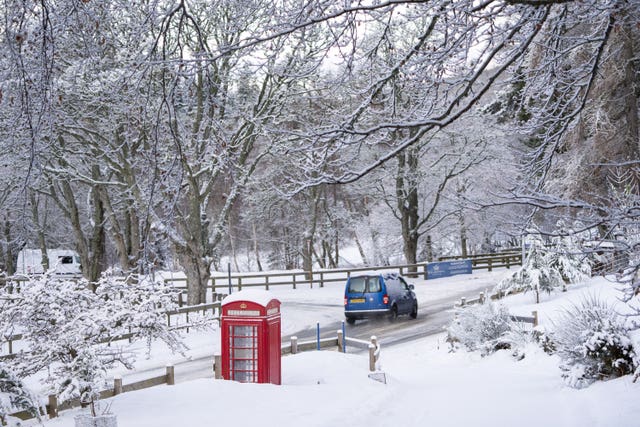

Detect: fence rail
166,252,522,298
0,303,221,359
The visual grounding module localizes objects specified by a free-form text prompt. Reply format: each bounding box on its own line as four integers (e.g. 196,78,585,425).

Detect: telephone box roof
222,289,280,307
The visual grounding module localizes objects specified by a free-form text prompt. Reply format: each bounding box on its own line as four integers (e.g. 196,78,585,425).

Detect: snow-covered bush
0,362,40,426
446,302,515,355
552,296,637,388
547,223,591,284
495,237,564,303
0,271,189,415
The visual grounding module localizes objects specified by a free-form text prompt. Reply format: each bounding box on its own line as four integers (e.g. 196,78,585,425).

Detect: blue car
344,273,418,324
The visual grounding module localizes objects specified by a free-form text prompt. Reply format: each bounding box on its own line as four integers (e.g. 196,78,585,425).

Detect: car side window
399,277,410,291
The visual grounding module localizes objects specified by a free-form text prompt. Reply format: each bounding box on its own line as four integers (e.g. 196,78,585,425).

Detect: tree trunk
3,219,15,275
252,222,262,272
425,234,434,262
29,191,49,272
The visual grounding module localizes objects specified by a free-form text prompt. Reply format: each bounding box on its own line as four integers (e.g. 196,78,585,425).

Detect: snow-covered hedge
446,302,516,355
551,296,637,388
0,271,190,414
0,362,40,426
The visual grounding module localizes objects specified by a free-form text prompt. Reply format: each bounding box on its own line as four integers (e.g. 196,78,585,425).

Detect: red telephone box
220,290,281,385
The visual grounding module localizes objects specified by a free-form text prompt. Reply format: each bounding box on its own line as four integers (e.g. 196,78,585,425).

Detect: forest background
0,0,638,305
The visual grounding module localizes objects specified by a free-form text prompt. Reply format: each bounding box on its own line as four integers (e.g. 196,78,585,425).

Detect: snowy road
116,269,510,384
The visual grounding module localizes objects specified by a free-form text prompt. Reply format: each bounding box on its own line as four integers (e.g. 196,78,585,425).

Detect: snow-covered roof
221,289,280,306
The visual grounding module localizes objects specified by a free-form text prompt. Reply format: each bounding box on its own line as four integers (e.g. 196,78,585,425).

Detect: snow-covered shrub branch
551,296,637,389
496,232,591,303
0,271,192,411
446,302,517,356
0,363,41,426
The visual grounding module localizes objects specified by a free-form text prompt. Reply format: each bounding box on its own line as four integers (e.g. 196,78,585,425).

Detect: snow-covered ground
22,272,640,426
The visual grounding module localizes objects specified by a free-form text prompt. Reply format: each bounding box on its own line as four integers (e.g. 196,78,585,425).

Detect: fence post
178,292,183,307
8,337,12,354
211,277,216,300
113,377,123,395
460,297,466,307
214,355,222,379
238,277,242,291
423,264,428,280
47,394,58,419
293,274,297,290
166,365,175,386
532,311,539,327
506,256,510,269
337,329,344,352
265,276,269,291
320,271,324,288
479,292,485,304
369,336,378,372
488,258,493,272
291,336,298,354
166,313,171,327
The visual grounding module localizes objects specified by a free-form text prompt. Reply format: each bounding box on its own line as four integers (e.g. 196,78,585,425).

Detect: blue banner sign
426,259,472,280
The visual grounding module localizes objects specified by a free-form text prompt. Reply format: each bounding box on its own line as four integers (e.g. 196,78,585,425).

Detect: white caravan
16,249,82,275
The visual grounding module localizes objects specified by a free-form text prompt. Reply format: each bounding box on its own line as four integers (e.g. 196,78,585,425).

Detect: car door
397,277,415,314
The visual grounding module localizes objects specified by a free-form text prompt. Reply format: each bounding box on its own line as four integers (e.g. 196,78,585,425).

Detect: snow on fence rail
165,252,522,298
8,366,176,421
455,291,539,327
11,334,380,422
0,302,222,359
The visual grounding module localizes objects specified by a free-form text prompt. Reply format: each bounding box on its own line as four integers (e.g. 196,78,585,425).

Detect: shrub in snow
546,223,591,285
0,271,189,416
552,296,637,388
0,362,40,425
495,237,564,303
446,302,515,355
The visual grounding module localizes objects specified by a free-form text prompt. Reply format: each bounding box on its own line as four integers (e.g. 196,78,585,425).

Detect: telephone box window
229,325,258,383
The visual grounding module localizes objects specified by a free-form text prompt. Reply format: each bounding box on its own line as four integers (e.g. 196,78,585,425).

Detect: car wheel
410,302,418,319
388,304,398,321
346,317,356,325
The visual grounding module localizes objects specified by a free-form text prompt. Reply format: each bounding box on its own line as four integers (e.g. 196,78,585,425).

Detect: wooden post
113,377,123,395
47,394,58,419
178,292,184,307
423,264,428,280
399,266,403,275
320,271,324,288
8,337,12,354
166,365,175,386
265,276,269,291
214,355,222,379
460,297,466,307
292,274,296,290
479,292,485,304
337,329,344,351
506,256,510,269
238,277,242,291
488,258,493,272
291,336,298,354
369,336,378,372
186,311,190,333
166,313,171,327
532,311,539,327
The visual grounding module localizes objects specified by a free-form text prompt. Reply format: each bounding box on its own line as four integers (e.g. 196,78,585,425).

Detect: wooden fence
455,290,539,327
12,333,380,422
8,365,176,422
0,302,222,360
165,252,522,299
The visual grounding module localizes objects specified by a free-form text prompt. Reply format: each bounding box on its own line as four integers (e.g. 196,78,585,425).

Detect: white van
16,249,82,275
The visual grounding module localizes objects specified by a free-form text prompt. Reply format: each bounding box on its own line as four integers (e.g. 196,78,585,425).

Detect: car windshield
348,276,381,293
